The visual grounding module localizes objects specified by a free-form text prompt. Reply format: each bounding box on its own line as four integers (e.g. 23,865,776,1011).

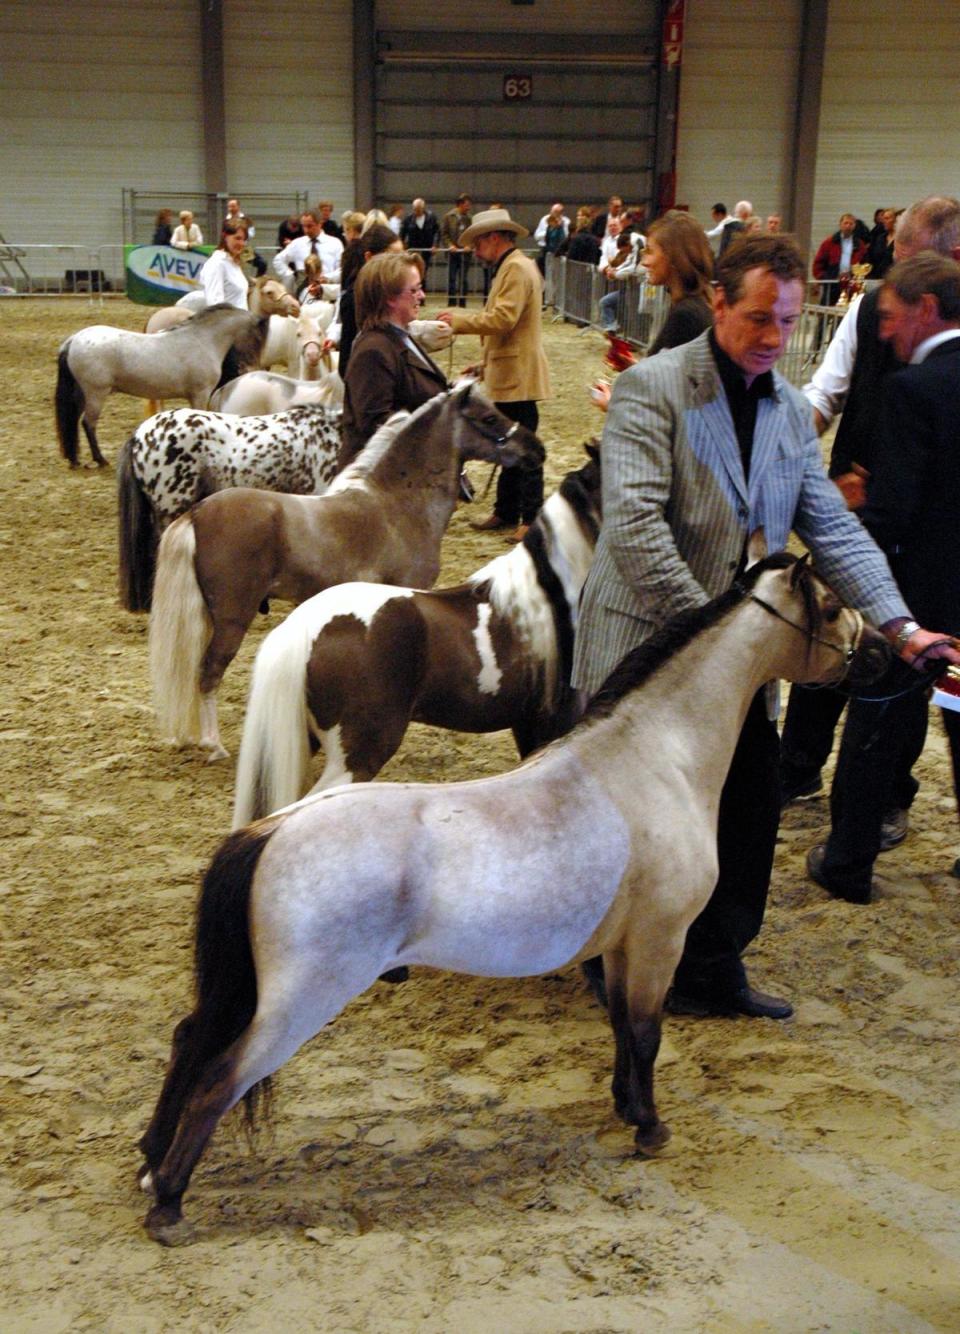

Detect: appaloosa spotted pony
117,403,342,612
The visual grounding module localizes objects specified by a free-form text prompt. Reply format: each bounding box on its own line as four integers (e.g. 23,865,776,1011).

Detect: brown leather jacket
341,324,449,468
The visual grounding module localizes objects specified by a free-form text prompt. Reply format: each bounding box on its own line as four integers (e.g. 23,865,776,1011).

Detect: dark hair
646,211,714,304
341,222,398,291
455,193,471,205
218,218,248,250
712,202,727,214
886,251,960,320
715,233,806,303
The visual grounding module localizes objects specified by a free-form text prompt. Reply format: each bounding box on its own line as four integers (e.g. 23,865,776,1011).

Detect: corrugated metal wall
1,0,205,245
373,2,660,232
222,0,353,208
376,0,655,35
811,0,960,249
675,0,804,232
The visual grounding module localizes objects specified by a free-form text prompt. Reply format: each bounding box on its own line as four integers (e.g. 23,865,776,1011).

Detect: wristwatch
893,619,921,653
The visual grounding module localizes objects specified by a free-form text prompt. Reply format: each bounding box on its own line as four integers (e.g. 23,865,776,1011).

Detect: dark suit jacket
861,336,960,631
400,211,440,253
341,324,449,467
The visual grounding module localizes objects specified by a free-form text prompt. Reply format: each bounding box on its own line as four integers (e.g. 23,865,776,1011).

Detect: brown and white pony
147,381,545,760
231,447,601,826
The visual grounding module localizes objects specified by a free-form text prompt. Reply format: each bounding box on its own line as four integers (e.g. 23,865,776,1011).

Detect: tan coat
446,248,550,403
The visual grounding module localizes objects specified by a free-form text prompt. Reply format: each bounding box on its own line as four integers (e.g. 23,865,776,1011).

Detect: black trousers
447,251,470,306
822,687,960,896
493,400,543,525
780,682,922,811
673,691,782,997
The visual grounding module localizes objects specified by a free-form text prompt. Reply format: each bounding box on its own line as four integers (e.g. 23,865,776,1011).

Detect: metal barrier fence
547,256,851,387
547,255,672,347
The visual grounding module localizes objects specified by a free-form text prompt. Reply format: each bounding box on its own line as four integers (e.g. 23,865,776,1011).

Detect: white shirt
171,223,203,250
910,328,960,364
802,294,863,425
839,234,855,273
199,249,249,309
272,232,343,283
534,213,570,247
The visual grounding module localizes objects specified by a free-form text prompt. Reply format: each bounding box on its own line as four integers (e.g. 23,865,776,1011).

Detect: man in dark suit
572,235,960,1019
400,198,440,272
808,253,960,900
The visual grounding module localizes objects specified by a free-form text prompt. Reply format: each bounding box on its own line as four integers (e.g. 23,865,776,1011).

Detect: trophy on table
837,262,872,306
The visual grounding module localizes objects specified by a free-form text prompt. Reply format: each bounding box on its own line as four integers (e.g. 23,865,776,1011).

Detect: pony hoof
203,745,229,763
634,1120,671,1156
145,1206,196,1247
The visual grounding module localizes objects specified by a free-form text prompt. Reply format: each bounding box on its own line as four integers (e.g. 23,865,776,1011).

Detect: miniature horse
231,447,601,825
148,381,545,760
138,554,889,1244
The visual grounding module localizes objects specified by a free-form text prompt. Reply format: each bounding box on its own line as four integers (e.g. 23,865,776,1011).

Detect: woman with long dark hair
640,210,715,354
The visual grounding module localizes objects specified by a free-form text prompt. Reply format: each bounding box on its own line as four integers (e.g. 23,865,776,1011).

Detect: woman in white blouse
170,210,204,250
199,220,250,309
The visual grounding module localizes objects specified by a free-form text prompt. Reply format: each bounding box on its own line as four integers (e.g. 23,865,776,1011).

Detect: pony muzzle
840,621,891,688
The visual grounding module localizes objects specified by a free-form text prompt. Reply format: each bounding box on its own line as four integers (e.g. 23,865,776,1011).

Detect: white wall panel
811,0,960,251
0,0,204,246
676,0,803,232
222,0,354,209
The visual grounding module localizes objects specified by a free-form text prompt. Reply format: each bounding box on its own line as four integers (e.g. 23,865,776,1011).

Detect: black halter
746,591,865,679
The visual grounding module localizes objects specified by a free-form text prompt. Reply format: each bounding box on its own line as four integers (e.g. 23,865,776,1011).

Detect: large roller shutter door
374,29,659,230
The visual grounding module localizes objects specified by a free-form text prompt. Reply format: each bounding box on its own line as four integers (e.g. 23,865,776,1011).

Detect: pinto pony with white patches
55,305,270,467
116,402,343,612
148,381,545,760
138,554,890,1245
232,446,601,826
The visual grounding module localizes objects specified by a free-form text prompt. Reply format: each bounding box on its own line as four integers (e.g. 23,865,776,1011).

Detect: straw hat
458,208,529,247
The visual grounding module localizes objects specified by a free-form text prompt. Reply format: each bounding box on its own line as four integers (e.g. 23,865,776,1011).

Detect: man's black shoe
879,807,909,851
806,843,873,904
780,771,824,806
665,985,793,1020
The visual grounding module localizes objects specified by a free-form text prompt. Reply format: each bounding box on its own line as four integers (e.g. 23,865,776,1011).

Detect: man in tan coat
438,208,550,541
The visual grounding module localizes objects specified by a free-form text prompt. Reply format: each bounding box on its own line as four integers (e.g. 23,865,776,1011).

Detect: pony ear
788,551,811,589
585,437,600,462
745,527,768,569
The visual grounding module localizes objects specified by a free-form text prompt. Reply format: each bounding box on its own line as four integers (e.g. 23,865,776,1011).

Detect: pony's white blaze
472,603,502,695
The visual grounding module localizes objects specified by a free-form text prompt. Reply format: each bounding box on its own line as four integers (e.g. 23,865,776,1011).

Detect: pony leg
604,947,672,1155
144,990,348,1245
80,394,108,467
138,1013,202,1190
199,693,228,762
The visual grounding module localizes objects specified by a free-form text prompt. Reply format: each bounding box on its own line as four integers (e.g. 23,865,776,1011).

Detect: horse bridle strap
746,591,864,673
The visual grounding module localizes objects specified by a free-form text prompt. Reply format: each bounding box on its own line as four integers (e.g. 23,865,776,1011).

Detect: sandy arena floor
1,298,958,1332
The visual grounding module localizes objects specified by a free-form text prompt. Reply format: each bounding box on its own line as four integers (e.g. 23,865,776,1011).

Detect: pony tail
116,437,157,611
192,820,282,1128
232,612,314,828
149,516,210,743
55,348,83,465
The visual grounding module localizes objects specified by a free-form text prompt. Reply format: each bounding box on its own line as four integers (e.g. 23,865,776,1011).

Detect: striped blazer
572,331,908,694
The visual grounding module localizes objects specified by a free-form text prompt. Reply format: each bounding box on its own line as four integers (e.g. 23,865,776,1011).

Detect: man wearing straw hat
438,208,550,542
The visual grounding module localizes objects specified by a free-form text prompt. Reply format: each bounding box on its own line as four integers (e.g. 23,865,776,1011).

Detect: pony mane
326,408,413,491
186,303,249,328
582,552,799,723
464,456,602,705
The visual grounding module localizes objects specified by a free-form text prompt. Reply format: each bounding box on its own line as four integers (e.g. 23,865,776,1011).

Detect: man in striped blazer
572,234,960,1021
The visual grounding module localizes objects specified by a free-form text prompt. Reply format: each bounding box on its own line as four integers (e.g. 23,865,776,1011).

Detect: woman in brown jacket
340,251,449,470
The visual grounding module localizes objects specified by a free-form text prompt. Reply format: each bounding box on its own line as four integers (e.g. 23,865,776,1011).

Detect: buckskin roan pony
231,447,601,826
138,554,890,1245
148,382,545,760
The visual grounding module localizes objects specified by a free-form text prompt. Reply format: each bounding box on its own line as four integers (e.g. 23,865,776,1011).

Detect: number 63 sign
503,74,532,100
